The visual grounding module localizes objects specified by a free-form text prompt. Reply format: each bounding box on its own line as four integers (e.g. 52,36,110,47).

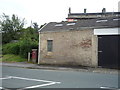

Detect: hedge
3,42,20,55
3,39,38,58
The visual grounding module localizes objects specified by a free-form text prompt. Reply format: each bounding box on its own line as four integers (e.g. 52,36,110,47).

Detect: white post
28,52,30,62
38,32,41,64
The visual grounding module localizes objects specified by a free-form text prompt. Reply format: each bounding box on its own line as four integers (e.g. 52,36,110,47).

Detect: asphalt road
0,66,119,89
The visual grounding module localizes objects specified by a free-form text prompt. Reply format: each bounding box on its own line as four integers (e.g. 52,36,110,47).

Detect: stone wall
38,29,98,67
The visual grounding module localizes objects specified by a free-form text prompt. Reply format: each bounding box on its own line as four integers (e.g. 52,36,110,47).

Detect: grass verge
1,54,27,62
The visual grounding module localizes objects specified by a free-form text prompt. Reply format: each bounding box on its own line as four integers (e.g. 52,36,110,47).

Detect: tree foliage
19,26,39,58
20,26,39,42
1,14,42,58
0,13,25,44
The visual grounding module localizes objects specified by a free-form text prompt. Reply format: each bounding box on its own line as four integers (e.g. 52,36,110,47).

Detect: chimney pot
69,7,71,14
102,8,106,13
84,8,87,14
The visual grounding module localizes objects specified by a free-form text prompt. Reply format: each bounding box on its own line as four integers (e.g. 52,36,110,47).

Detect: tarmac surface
0,62,119,89
1,62,119,74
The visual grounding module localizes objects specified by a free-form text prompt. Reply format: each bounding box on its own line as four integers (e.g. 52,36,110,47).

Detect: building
38,11,120,68
67,8,120,21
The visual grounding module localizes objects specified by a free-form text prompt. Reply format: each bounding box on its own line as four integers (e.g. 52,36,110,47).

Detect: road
0,66,119,89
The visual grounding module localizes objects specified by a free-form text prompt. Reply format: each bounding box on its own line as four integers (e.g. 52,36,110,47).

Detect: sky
0,0,119,27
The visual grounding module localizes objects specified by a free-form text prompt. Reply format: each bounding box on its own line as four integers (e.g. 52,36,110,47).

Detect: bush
3,42,20,55
3,39,38,58
19,39,38,58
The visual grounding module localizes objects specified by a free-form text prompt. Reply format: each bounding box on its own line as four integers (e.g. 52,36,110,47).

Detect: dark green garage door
98,35,119,68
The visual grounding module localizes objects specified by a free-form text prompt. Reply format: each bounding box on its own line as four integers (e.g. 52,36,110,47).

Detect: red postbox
32,49,37,63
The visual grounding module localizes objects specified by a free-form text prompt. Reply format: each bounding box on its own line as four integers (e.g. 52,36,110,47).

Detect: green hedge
3,39,38,58
19,39,38,58
3,42,20,55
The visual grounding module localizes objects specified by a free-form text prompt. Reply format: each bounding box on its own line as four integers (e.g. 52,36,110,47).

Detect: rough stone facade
38,14,119,68
39,29,98,67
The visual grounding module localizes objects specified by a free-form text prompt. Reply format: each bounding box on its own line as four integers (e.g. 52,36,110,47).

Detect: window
47,40,53,52
113,18,120,21
96,20,108,23
55,24,63,27
67,23,76,26
97,15,102,17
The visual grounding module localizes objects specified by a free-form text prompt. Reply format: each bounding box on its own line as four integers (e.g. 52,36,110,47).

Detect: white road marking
1,75,61,89
23,82,57,89
0,87,3,89
10,76,61,83
100,86,119,90
0,76,12,80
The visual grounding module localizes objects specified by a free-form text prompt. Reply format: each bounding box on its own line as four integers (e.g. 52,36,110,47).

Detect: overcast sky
0,0,119,27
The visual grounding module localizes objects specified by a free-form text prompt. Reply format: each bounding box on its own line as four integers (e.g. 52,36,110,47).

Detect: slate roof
40,17,120,32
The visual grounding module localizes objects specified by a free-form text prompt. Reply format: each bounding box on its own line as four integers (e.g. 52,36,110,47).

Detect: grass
1,54,27,62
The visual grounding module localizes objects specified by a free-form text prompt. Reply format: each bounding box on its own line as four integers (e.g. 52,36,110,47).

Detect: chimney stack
102,8,106,13
84,8,87,14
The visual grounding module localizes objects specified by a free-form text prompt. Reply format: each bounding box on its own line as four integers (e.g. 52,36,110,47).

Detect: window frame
47,40,53,52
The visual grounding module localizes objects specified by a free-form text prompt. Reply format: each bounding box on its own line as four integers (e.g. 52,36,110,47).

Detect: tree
32,22,39,32
19,26,39,58
20,26,39,42
0,13,25,44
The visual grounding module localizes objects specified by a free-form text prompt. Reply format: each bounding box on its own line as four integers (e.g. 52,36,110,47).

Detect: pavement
1,62,119,74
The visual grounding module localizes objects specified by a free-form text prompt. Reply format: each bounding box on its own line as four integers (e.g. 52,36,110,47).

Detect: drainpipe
38,23,48,64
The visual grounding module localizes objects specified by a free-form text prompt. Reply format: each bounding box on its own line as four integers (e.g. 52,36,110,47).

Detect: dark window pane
47,40,53,52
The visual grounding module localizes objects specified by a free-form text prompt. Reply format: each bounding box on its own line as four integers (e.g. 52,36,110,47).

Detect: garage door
98,35,119,68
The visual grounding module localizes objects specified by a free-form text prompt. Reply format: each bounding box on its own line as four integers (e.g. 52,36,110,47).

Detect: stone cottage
38,11,120,68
